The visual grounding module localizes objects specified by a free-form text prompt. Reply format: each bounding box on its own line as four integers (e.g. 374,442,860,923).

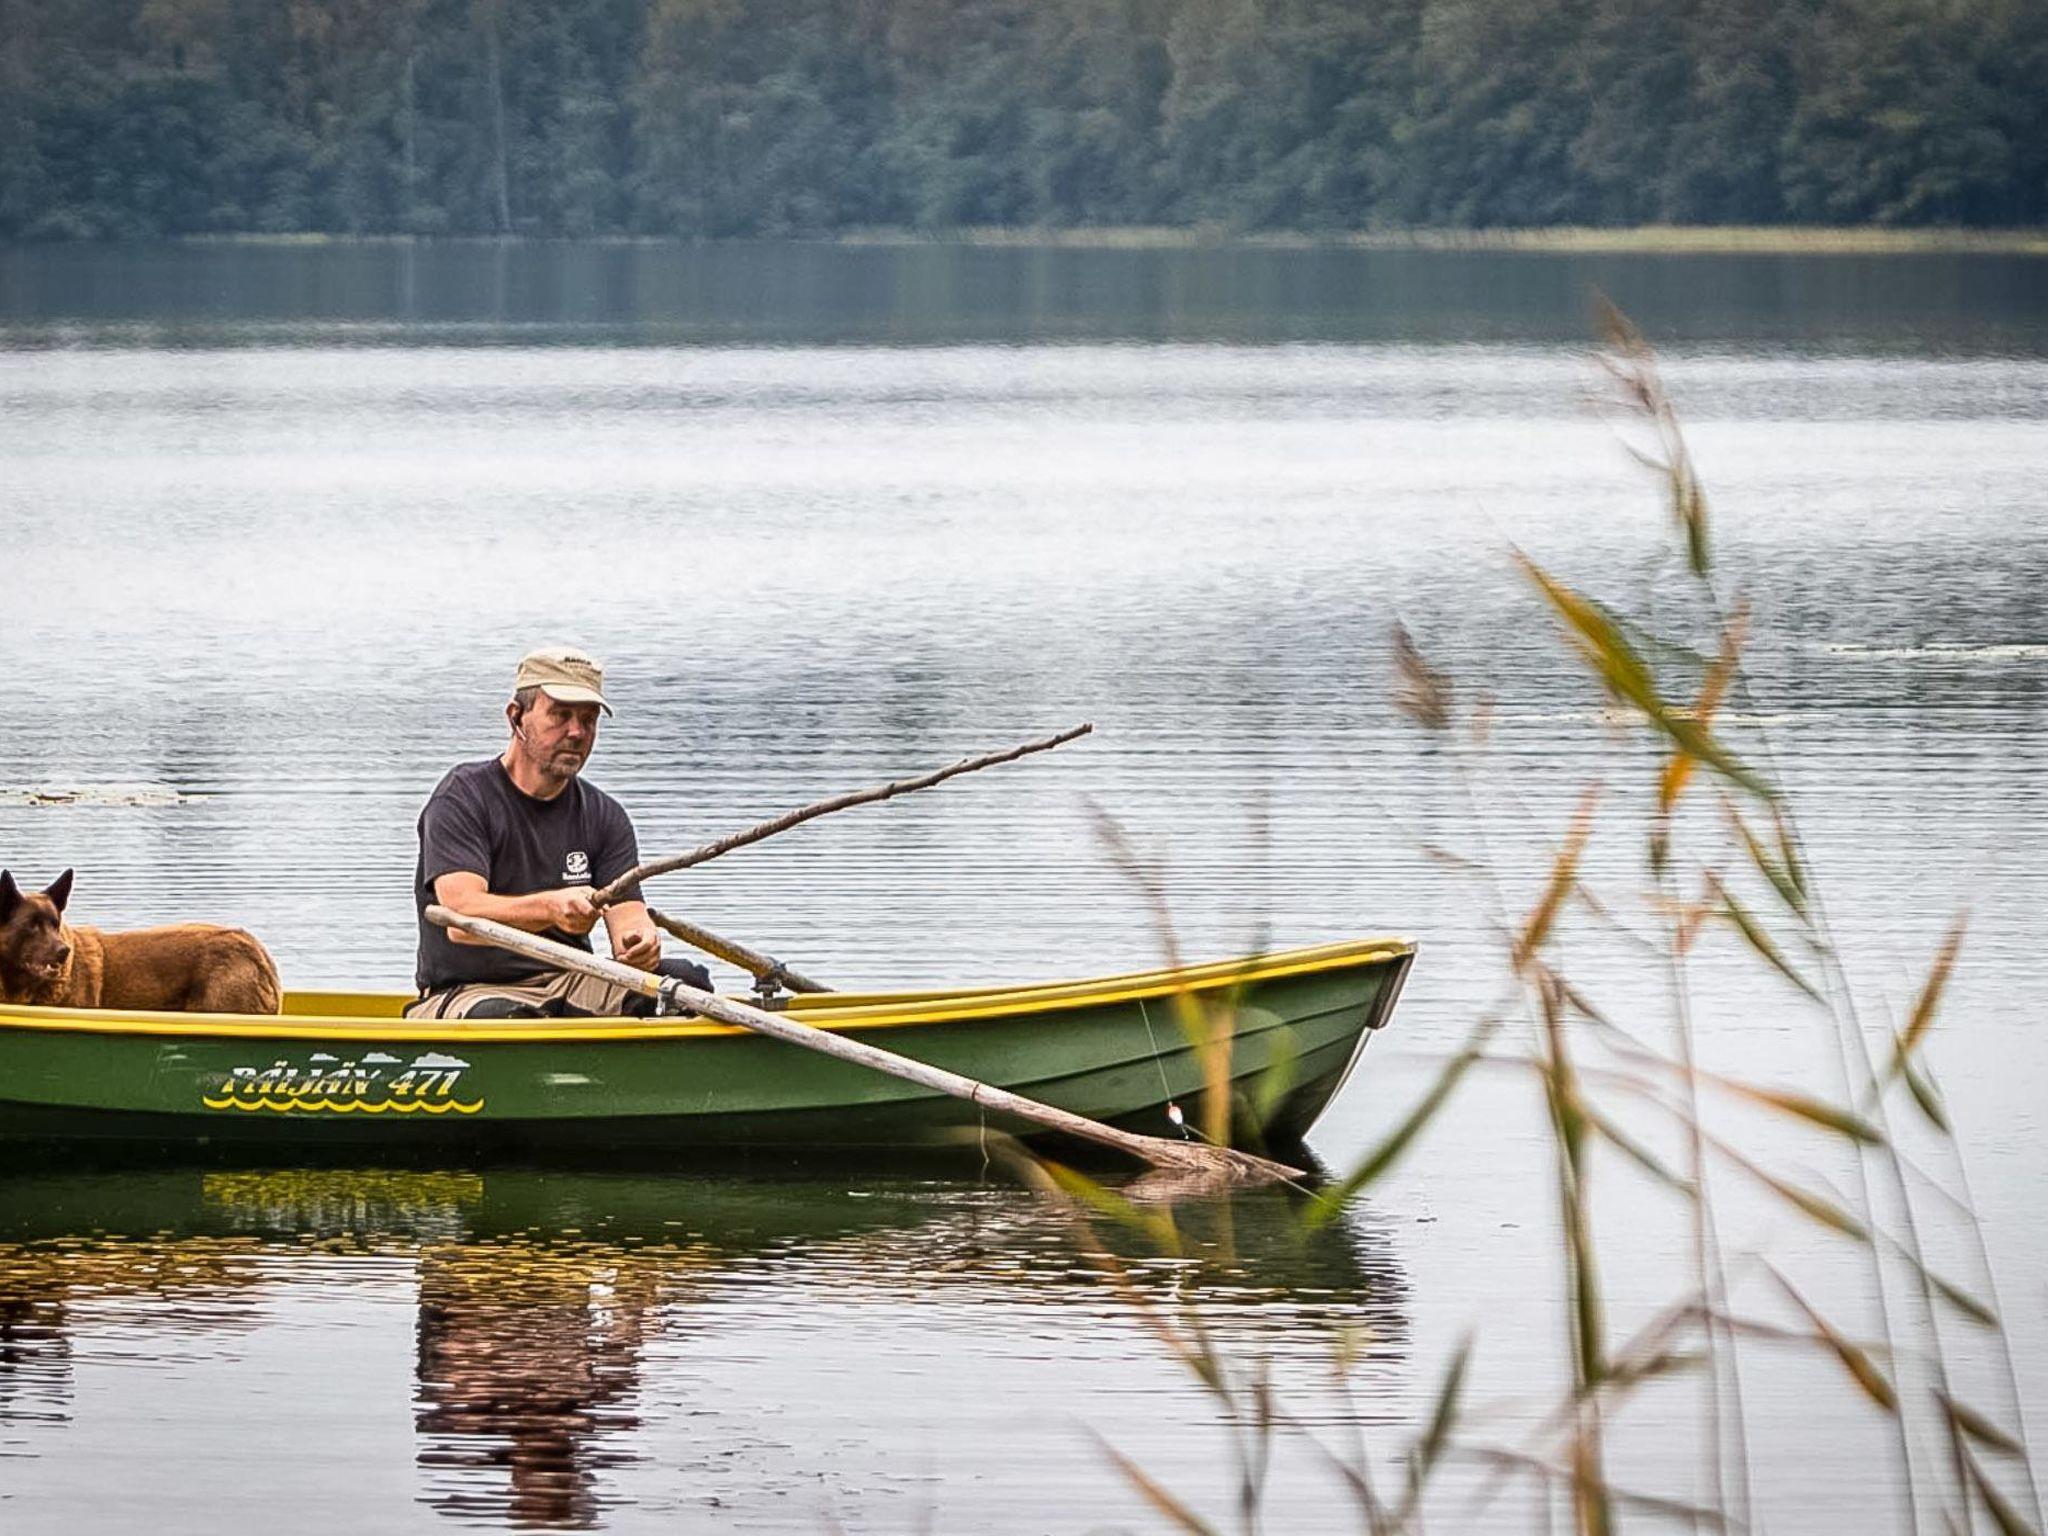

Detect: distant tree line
2,0,2043,240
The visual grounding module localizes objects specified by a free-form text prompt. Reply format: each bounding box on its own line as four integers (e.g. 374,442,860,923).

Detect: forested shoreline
2,0,2043,242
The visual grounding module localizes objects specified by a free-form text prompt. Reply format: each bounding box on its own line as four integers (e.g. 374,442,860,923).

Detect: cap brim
538,684,613,716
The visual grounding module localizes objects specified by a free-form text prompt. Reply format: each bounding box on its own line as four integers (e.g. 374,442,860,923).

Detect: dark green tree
0,0,2041,238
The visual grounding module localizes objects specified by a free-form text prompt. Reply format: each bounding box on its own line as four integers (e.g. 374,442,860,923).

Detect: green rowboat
0,936,1413,1155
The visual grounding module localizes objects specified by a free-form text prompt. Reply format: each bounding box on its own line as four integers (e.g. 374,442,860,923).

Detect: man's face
514,692,601,779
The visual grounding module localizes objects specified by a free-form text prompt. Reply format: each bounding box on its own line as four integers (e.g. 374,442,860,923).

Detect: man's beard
541,747,588,780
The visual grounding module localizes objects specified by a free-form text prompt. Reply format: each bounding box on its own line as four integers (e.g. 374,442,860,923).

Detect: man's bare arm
432,871,599,945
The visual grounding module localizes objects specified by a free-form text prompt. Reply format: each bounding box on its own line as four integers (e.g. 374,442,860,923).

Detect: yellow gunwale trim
0,935,1415,1043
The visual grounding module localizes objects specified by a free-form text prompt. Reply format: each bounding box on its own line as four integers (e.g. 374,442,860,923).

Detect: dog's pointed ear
0,870,18,920
45,868,74,913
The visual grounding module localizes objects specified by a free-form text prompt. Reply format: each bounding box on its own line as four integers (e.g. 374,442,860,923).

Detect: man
407,647,712,1020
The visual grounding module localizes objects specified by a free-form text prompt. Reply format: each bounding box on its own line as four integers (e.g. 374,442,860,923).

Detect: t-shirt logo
564,850,590,882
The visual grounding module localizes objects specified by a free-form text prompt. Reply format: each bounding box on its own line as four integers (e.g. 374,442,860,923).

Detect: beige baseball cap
514,646,612,715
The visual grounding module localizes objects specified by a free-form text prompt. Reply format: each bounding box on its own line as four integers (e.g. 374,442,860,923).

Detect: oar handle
647,908,832,994
423,905,1302,1187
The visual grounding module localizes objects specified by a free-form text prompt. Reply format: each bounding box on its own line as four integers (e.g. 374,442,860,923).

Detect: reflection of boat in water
0,939,1412,1156
0,1165,1407,1527
0,1164,1406,1317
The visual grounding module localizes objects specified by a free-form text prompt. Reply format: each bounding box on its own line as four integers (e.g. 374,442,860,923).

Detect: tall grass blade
1761,1174,1871,1242
1727,798,1809,919
1583,1103,1696,1195
1572,1429,1617,1536
1307,1022,1495,1227
1927,1270,1999,1329
1293,1430,1389,1534
1888,913,1967,1081
1704,1072,1883,1145
1416,1335,1472,1480
1466,1445,1730,1527
1710,1134,1871,1240
1537,984,1612,1536
1966,1448,2044,1536
1000,1140,1227,1395
1899,1051,1952,1132
1518,555,1652,693
1679,476,1710,576
1094,1434,1225,1536
1421,841,1484,873
1513,787,1600,968
1038,1159,1183,1254
1706,871,1824,1001
1942,1394,2028,1458
1653,610,1747,870
1769,1265,1898,1412
1562,1163,1605,1397
1516,553,1769,797
1558,976,1613,1029
1244,1363,1276,1528
1604,1348,1707,1395
1771,803,1809,899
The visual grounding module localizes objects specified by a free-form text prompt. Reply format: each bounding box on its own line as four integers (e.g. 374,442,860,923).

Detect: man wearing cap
406,647,712,1020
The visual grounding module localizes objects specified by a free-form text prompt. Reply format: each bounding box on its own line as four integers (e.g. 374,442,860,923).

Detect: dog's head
0,869,76,995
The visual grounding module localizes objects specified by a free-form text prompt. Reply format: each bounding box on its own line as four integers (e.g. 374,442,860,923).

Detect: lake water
1,241,2045,1533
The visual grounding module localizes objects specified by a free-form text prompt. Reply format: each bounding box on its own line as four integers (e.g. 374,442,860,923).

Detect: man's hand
613,926,662,971
544,886,601,936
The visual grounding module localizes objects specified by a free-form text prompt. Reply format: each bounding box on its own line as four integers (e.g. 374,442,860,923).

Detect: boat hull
0,938,1413,1157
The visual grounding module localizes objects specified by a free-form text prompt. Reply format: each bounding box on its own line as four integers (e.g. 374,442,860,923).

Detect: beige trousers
403,970,643,1020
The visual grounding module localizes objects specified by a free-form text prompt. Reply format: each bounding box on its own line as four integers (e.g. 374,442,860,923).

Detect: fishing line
1136,997,1189,1137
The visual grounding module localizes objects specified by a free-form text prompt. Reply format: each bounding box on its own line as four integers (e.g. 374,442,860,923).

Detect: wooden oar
646,908,833,994
590,723,1092,908
425,904,1304,1190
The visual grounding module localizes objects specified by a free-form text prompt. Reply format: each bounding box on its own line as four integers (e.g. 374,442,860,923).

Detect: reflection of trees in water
0,1238,272,1430
0,1169,1408,1526
413,1242,706,1529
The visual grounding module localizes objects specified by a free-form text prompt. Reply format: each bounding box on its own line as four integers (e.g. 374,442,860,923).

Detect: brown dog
0,868,282,1014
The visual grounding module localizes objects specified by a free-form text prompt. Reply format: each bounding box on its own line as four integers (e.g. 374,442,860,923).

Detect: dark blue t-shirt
413,758,642,992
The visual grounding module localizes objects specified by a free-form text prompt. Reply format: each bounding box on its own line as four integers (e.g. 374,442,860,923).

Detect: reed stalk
1016,300,2042,1536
